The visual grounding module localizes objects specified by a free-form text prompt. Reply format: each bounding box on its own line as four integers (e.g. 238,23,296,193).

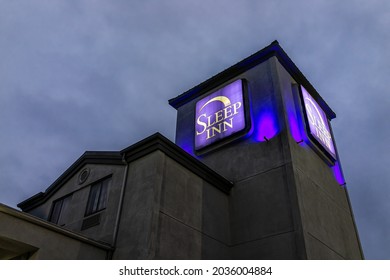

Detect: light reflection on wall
177,139,194,156
332,161,346,186
253,108,279,142
287,107,302,143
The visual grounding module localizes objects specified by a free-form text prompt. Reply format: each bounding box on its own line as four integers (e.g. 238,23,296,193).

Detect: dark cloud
0,0,388,259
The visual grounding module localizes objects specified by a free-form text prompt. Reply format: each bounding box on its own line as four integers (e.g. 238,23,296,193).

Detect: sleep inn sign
195,79,249,152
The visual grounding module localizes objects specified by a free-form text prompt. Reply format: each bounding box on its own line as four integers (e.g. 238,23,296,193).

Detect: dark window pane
91,181,101,213
49,195,72,225
49,200,63,223
57,195,72,226
98,179,110,210
86,182,100,216
85,177,111,216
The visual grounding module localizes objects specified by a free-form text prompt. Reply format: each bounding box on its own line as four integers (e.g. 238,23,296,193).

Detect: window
85,177,111,216
49,195,72,225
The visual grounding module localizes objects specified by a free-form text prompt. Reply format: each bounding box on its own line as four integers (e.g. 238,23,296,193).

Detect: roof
169,40,336,119
120,133,233,193
0,203,113,251
18,151,124,211
18,133,233,211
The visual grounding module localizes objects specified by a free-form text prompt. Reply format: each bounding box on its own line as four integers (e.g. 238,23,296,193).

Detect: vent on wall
78,168,90,185
81,213,100,230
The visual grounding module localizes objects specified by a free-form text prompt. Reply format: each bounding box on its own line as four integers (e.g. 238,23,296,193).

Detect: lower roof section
0,203,111,259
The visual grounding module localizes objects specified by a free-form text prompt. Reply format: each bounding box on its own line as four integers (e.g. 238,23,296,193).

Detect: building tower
169,41,363,259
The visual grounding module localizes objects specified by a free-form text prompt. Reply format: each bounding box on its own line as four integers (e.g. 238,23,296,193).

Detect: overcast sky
0,1,389,259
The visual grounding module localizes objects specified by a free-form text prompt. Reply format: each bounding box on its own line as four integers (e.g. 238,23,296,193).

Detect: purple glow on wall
178,140,194,155
254,109,279,142
195,80,246,150
176,133,195,155
301,86,336,158
333,161,345,186
287,108,302,143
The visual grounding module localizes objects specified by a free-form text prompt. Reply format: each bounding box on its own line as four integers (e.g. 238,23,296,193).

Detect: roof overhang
169,40,336,119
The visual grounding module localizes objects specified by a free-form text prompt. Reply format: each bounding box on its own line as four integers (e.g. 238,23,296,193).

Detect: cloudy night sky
0,1,389,259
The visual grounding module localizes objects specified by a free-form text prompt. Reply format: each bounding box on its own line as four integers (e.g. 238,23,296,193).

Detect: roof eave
17,151,124,211
169,40,336,119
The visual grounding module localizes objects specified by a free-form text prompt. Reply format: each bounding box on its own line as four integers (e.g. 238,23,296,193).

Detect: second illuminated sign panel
195,79,247,151
300,86,336,160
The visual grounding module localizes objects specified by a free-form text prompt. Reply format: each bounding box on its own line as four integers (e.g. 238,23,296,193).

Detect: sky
0,0,389,259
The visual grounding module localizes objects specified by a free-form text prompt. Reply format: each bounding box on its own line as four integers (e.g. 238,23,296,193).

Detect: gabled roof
18,151,124,211
169,40,336,119
18,133,233,211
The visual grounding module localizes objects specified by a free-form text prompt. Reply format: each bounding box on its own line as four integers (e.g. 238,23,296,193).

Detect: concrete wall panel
156,213,201,259
230,167,294,245
231,231,297,259
295,169,362,259
161,157,203,230
113,152,164,259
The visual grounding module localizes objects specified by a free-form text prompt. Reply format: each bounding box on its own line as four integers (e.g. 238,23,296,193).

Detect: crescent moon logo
199,96,231,112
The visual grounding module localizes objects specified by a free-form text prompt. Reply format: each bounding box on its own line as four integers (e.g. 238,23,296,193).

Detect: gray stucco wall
158,156,230,259
113,151,230,259
113,152,164,259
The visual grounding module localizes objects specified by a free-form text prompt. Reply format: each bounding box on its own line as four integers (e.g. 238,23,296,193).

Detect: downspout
108,154,129,259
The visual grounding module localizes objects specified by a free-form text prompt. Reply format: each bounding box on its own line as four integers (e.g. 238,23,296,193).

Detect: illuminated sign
195,79,247,151
301,86,336,160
